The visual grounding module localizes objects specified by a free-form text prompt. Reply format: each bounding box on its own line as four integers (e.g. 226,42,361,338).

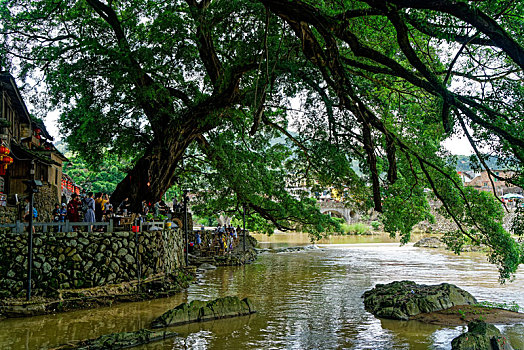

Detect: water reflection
0,239,523,350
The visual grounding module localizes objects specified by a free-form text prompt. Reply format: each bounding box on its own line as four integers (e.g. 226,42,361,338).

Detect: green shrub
370,221,380,231
340,223,351,234
340,222,370,235
475,300,520,312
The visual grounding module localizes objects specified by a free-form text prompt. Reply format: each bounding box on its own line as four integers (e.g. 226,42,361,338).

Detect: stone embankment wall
0,206,18,226
0,229,184,298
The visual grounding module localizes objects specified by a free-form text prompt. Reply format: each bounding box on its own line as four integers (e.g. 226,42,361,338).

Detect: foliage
475,300,520,313
63,153,130,194
186,121,340,237
1,0,524,279
370,221,380,231
340,223,370,235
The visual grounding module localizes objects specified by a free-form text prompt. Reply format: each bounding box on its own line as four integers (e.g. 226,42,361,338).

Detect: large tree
1,0,523,278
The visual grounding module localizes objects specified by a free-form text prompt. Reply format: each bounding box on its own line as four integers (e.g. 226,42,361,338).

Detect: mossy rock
52,329,177,349
451,320,513,350
362,280,477,320
151,296,256,328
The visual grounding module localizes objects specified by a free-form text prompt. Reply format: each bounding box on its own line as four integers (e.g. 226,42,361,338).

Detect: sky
43,108,474,156
44,110,61,141
441,135,474,155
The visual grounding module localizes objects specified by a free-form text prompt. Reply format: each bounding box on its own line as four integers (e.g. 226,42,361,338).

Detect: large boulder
451,320,513,350
414,237,446,248
362,280,477,320
151,296,256,328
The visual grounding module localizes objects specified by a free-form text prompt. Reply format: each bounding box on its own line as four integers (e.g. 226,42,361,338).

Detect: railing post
64,220,70,232
15,220,21,234
109,219,113,233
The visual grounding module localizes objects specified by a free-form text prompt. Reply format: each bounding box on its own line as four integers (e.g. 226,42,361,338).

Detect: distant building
465,170,522,196
457,170,477,184
0,72,68,220
285,175,313,200
61,173,82,202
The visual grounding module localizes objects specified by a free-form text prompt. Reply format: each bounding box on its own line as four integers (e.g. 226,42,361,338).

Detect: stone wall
0,229,184,298
33,183,58,223
0,206,18,226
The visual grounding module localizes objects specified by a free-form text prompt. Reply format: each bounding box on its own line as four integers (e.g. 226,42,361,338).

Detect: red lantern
0,146,9,155
0,155,13,176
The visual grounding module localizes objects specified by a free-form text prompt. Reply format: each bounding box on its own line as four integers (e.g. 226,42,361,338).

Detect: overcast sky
43,109,474,155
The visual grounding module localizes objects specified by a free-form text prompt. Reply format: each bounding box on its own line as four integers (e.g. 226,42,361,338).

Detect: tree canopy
1,0,523,280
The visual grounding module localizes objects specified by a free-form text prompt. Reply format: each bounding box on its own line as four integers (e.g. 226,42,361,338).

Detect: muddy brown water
0,233,523,349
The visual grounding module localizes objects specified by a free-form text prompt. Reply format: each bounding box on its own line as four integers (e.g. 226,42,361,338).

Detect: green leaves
63,153,130,194
2,0,524,278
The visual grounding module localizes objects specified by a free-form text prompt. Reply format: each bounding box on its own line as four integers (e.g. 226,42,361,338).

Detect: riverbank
0,269,195,319
251,230,435,247
413,305,524,326
0,233,259,319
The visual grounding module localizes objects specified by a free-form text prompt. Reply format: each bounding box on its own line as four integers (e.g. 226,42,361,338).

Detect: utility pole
243,203,246,252
26,189,34,301
24,161,42,301
183,189,189,266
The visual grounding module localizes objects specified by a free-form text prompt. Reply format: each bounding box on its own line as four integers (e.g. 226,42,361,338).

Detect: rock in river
451,320,513,350
198,263,217,271
151,296,256,328
413,237,446,249
51,329,177,349
362,280,477,321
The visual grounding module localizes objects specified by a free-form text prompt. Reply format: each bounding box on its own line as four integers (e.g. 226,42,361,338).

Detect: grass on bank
340,223,371,235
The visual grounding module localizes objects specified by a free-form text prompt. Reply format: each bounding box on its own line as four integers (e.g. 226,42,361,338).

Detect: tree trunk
110,130,197,212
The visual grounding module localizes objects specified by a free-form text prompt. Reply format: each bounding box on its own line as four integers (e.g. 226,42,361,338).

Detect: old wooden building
0,72,66,218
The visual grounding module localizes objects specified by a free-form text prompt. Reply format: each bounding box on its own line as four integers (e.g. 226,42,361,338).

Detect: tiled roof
0,72,32,124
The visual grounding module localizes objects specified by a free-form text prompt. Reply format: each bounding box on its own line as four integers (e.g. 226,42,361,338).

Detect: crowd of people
45,191,183,232
190,224,243,255
57,191,113,231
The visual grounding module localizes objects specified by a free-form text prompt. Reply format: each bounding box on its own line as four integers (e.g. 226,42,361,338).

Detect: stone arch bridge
319,201,360,223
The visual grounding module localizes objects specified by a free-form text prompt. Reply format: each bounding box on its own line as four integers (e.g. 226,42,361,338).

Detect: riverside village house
0,71,69,223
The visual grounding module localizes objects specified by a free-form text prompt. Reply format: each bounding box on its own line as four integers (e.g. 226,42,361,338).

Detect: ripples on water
0,241,523,349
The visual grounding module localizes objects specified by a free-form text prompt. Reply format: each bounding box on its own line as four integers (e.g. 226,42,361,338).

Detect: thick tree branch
185,0,224,87
385,0,524,70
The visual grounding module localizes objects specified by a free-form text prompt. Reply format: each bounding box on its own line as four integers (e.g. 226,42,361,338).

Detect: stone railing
318,200,346,209
0,229,184,298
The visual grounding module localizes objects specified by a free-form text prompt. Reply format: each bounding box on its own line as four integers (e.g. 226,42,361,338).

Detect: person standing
118,197,131,215
195,227,203,249
101,193,109,212
59,203,67,232
24,197,37,233
52,203,61,232
94,192,104,231
83,192,96,231
67,193,81,231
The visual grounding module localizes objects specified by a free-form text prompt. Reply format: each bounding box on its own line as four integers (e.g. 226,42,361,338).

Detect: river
0,233,523,349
